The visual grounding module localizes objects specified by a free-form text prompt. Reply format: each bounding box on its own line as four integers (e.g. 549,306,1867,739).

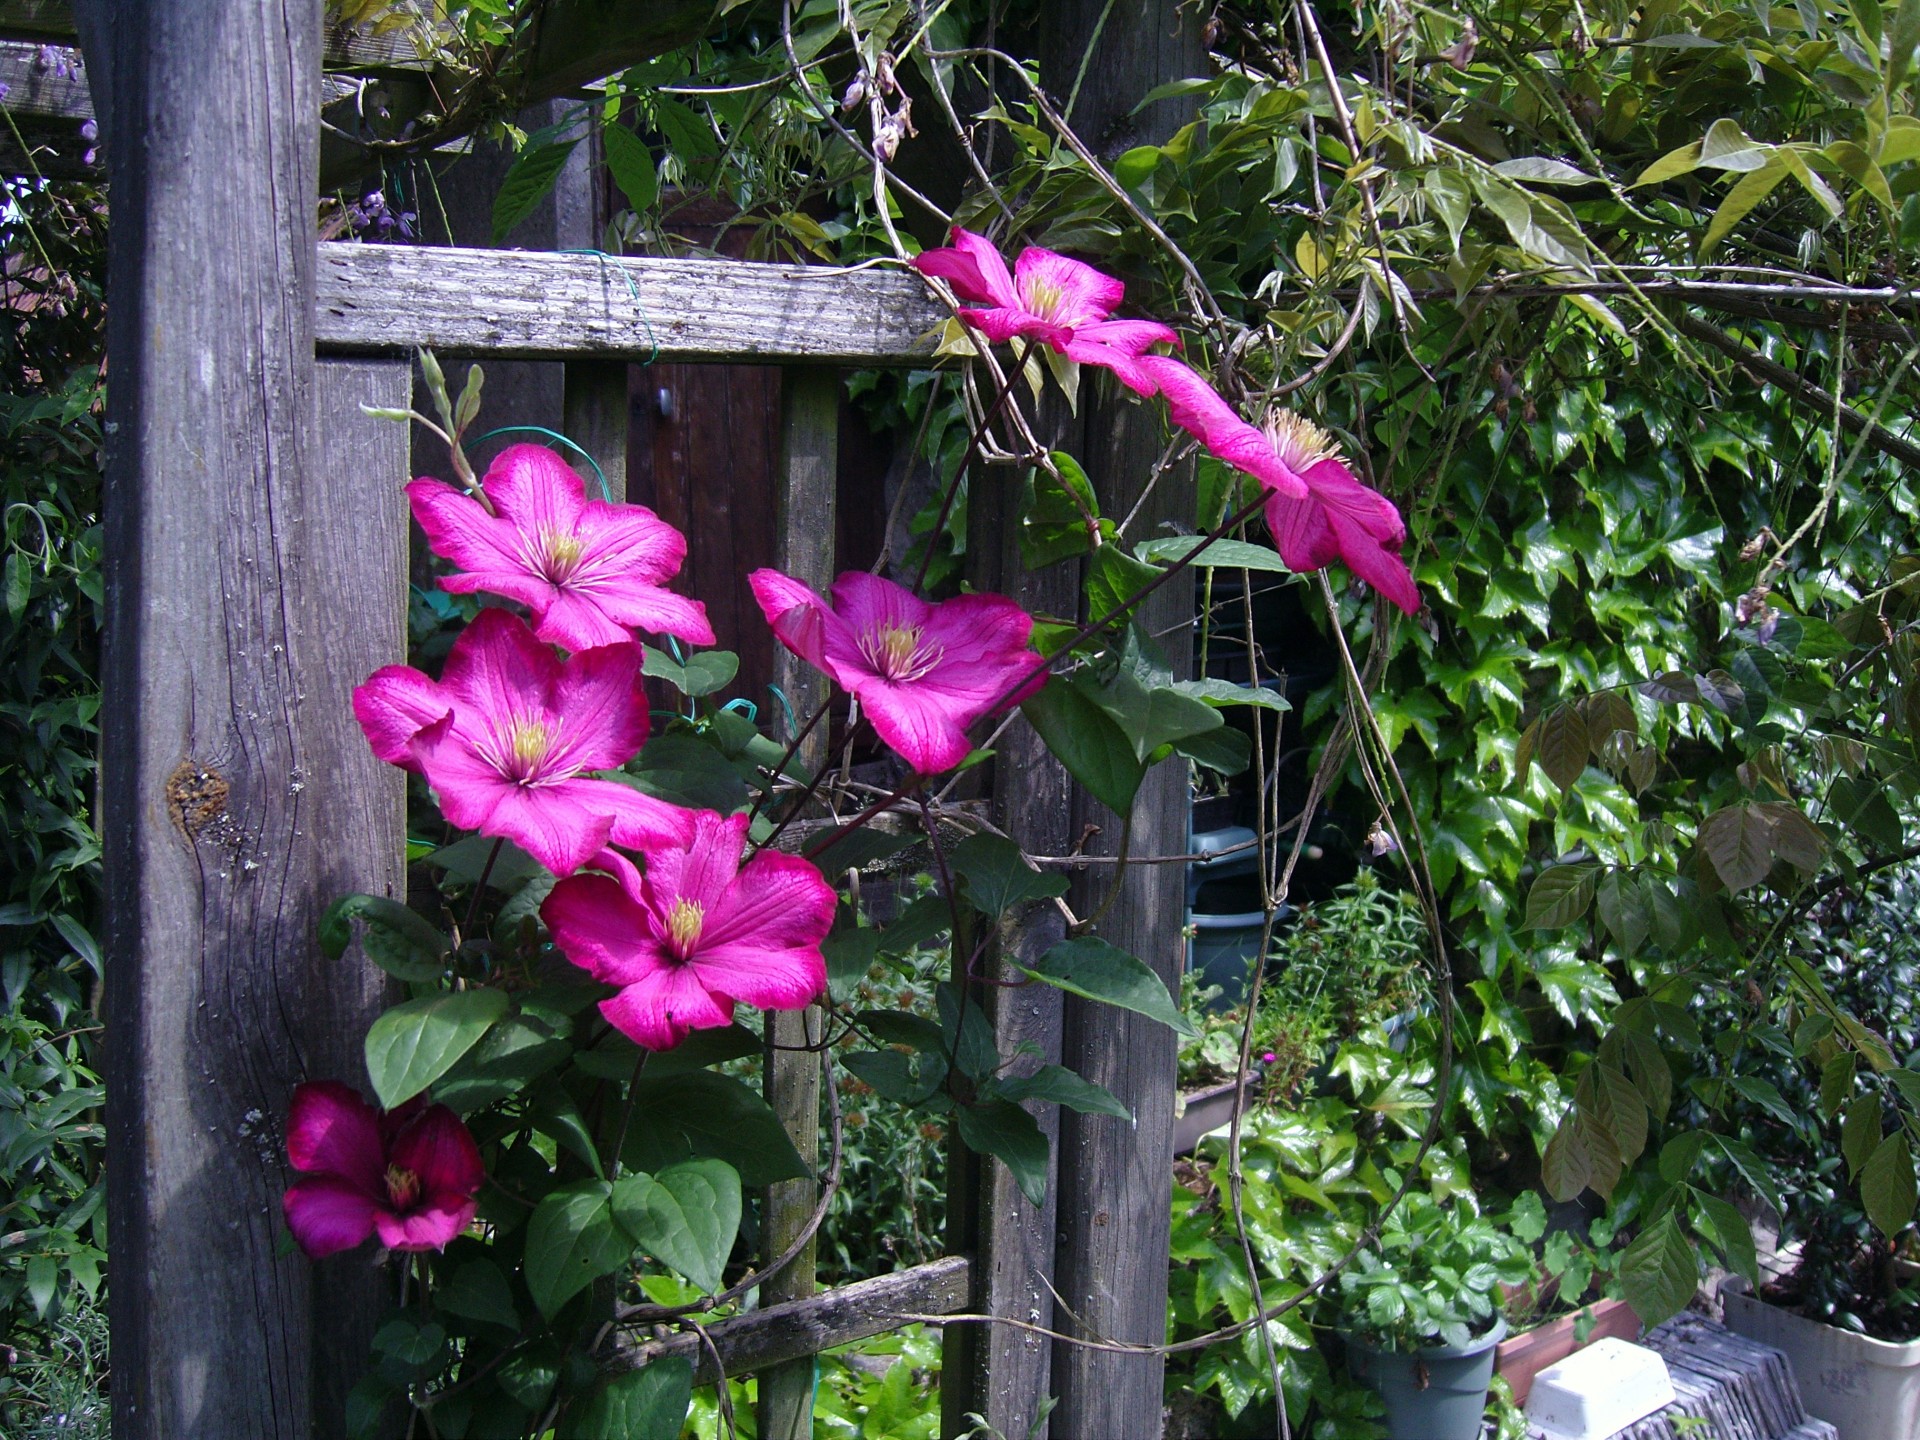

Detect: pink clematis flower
542,811,835,1051
408,443,714,653
1143,357,1421,614
911,227,1179,395
352,608,692,876
749,569,1044,775
282,1081,483,1258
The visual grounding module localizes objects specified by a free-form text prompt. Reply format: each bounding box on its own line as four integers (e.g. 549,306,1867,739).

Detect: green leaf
1728,1074,1796,1126
955,1099,1050,1205
822,926,882,1000
622,734,750,815
950,832,1068,918
1691,1190,1760,1288
319,894,447,982
436,1258,519,1331
1595,869,1651,955
642,646,739,698
1492,157,1595,185
612,1159,742,1295
1021,679,1146,815
1701,157,1790,257
1522,863,1599,930
364,989,509,1108
1135,536,1296,573
1697,118,1775,172
1086,545,1165,625
1820,1052,1857,1119
1714,1134,1785,1213
1633,139,1705,188
1861,1133,1917,1237
1021,936,1196,1036
994,1064,1131,1119
1698,805,1776,892
621,1072,808,1187
573,1358,695,1440
1578,1061,1648,1166
492,138,581,244
1619,1210,1698,1328
1845,1094,1886,1179
1533,706,1590,793
1170,677,1292,712
601,122,659,212
434,1015,571,1114
4,552,30,621
1174,723,1252,777
523,1180,632,1319
1659,1131,1709,1185
1020,452,1103,569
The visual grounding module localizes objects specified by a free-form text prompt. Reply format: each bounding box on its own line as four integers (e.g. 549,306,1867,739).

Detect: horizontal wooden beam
616,1254,972,1387
0,37,95,179
316,244,945,366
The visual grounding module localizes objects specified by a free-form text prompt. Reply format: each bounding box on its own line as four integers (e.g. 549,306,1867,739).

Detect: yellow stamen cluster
384,1164,421,1209
508,719,554,774
666,897,705,956
861,623,944,683
1261,410,1341,468
541,530,585,580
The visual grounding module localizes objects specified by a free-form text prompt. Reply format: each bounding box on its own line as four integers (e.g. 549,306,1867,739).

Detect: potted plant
1338,1188,1536,1440
1487,1192,1638,1403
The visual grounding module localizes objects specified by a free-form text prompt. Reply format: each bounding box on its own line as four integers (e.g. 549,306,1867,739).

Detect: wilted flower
911,227,1180,395
750,569,1044,775
410,443,712,653
352,608,691,876
282,1082,482,1258
543,812,835,1050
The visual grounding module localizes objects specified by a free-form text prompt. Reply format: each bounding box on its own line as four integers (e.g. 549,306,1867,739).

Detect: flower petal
1014,247,1125,329
601,965,734,1050
353,667,453,770
544,871,675,986
283,1176,379,1259
544,642,649,774
911,227,1019,309
569,585,715,649
407,478,524,577
571,501,687,585
375,1196,477,1252
638,809,750,917
580,777,698,855
388,1104,484,1200
750,569,836,672
1072,318,1181,355
437,609,562,720
853,677,978,774
285,1081,385,1194
912,593,1040,710
1062,338,1164,396
699,849,838,954
1143,358,1311,500
479,443,588,535
690,939,825,1013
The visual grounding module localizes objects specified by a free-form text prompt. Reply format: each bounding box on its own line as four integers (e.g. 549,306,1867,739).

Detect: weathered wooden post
1040,5,1207,1436
99,1,403,1432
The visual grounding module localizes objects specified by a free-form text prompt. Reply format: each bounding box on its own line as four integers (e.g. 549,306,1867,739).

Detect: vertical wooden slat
942,420,1077,1440
563,359,632,501
98,2,399,1432
1037,10,1206,1436
759,366,840,1439
306,358,413,1429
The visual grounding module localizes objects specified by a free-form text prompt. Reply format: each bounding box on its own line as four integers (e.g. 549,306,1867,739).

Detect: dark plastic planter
1344,1316,1506,1440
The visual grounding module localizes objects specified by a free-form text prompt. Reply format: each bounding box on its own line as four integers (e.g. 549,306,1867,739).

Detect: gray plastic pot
1344,1316,1507,1440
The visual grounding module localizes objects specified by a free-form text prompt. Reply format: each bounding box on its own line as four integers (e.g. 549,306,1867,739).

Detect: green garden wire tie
468,425,611,502
559,247,662,368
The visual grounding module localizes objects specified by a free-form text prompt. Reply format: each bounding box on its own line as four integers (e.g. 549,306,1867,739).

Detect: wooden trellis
85,3,1200,1437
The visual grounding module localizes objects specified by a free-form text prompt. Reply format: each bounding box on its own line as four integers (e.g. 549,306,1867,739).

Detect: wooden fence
56,2,1201,1435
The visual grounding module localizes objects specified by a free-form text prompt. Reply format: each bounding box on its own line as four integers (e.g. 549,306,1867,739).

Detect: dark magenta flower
911,227,1179,395
282,1082,483,1258
749,569,1044,775
1143,358,1421,614
352,608,692,876
409,443,714,653
543,812,835,1050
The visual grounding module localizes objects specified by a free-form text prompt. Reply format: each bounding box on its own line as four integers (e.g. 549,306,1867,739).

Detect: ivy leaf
1522,863,1599,930
1020,936,1196,1036
1861,1133,1918,1237
612,1159,742,1295
523,1180,632,1319
955,1099,1050,1206
641,646,740,698
572,1357,695,1440
364,990,509,1108
950,832,1069,918
492,138,581,244
1619,1210,1698,1328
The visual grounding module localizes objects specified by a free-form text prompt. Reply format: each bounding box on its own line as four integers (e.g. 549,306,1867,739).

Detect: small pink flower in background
750,569,1044,775
911,227,1179,396
353,608,692,876
543,812,835,1051
1143,358,1421,615
409,443,714,653
282,1081,483,1258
